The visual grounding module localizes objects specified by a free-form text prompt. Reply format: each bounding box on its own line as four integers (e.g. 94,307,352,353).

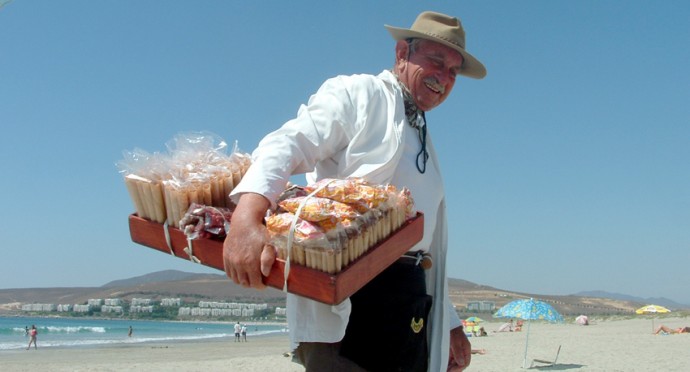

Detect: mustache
423,77,445,94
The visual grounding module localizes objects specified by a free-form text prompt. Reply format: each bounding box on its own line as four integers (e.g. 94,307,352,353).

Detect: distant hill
447,278,688,315
1,271,688,315
573,290,688,310
102,269,218,288
0,271,286,311
448,278,499,291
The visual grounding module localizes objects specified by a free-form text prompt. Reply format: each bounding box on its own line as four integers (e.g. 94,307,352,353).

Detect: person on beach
25,326,29,337
223,10,486,371
515,319,524,331
654,325,690,335
128,325,133,337
234,322,242,342
26,325,37,350
496,319,514,332
241,324,247,342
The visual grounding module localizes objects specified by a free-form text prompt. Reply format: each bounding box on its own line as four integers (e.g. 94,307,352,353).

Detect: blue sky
1,1,688,305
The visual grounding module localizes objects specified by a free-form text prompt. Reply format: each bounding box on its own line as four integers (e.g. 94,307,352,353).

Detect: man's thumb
260,244,276,277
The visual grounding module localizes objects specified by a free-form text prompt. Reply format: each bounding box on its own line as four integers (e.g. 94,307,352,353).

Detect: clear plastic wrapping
279,196,361,222
266,177,416,274
116,149,170,223
117,131,251,227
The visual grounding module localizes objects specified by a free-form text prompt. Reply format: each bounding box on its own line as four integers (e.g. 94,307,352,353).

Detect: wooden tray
129,212,423,305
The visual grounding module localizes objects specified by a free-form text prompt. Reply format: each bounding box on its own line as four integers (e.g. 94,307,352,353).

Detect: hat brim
385,25,486,79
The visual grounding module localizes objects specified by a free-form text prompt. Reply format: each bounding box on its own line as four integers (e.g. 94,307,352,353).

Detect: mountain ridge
572,290,686,310
1,271,687,314
101,269,216,288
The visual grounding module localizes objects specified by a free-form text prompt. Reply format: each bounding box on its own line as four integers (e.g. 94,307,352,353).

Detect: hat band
418,31,466,50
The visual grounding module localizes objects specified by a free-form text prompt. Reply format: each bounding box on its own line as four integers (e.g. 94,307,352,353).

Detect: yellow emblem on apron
411,317,424,333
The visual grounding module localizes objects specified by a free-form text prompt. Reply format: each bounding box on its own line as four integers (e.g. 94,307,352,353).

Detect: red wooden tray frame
129,212,423,305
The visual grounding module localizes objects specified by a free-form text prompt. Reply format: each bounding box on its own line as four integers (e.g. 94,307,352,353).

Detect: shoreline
0,312,288,325
3,317,689,371
1,329,290,352
1,315,289,353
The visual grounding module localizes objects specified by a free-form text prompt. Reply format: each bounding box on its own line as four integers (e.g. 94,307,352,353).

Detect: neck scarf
396,74,429,174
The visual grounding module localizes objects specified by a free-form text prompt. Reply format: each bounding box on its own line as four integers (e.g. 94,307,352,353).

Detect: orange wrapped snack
267,178,417,274
266,213,327,268
304,178,390,210
266,212,346,273
266,213,327,241
279,196,360,222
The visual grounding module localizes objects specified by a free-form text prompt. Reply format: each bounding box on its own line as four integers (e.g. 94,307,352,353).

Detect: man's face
397,40,464,112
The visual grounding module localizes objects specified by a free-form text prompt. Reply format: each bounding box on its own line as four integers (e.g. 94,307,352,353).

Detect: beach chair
529,345,561,368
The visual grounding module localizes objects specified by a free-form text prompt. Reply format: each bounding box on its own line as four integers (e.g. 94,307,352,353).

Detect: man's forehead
416,39,463,62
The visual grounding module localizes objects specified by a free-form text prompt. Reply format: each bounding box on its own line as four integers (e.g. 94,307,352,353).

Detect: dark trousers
294,342,368,371
295,261,431,372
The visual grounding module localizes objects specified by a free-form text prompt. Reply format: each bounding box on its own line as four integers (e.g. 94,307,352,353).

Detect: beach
468,316,690,371
2,317,689,371
1,334,302,372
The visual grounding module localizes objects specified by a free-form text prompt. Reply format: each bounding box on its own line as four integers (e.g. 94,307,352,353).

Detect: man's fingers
223,253,248,286
447,356,461,372
225,266,241,285
260,245,276,277
244,267,264,289
222,238,238,283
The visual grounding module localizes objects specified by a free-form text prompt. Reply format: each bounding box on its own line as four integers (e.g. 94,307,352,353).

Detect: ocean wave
0,334,228,350
43,326,107,333
2,325,106,335
0,329,287,350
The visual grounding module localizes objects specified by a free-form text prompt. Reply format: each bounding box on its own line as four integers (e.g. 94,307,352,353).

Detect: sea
0,316,288,351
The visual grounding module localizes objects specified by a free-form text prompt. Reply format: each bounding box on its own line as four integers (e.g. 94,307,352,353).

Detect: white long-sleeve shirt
231,70,461,371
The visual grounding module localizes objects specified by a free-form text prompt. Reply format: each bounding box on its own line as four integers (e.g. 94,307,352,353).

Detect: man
223,11,486,371
234,322,242,342
497,319,514,332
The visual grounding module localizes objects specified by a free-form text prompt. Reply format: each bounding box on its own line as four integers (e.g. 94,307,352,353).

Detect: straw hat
385,11,486,79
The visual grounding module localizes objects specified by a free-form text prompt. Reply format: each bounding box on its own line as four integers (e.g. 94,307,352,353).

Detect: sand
468,316,690,371
1,335,303,372
2,317,689,371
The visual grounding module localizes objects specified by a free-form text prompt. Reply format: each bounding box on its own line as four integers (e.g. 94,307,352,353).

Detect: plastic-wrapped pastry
265,178,416,274
279,196,360,222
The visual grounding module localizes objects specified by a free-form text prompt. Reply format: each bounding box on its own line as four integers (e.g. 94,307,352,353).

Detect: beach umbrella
465,316,484,323
635,304,671,332
635,304,671,315
494,298,564,368
464,316,484,335
575,315,589,325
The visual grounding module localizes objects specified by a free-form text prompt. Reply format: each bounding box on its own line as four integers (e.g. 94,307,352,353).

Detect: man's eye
428,57,443,66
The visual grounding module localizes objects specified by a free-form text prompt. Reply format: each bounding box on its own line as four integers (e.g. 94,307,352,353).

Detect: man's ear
394,40,409,62
394,40,409,73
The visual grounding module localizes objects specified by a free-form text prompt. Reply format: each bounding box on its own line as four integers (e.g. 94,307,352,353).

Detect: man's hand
447,326,471,371
222,193,274,288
